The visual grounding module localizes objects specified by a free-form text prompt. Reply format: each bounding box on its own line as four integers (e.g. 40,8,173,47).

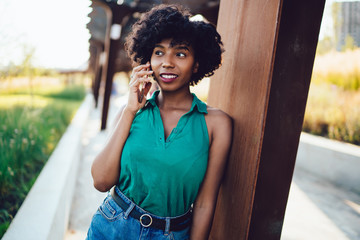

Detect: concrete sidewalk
281,167,360,240
65,95,126,240
65,94,360,240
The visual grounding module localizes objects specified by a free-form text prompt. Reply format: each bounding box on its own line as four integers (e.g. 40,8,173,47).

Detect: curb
296,132,360,193
2,94,93,240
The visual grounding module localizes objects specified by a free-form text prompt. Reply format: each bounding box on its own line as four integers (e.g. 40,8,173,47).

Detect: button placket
154,98,194,147
154,106,165,147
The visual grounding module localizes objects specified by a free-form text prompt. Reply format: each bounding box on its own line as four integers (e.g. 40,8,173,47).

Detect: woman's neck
157,88,193,110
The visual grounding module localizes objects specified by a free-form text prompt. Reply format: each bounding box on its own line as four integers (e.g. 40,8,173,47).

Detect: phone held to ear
137,66,153,103
138,85,144,103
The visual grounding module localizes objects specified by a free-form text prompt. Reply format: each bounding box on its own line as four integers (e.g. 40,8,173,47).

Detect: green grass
0,84,86,101
44,85,86,100
0,84,85,237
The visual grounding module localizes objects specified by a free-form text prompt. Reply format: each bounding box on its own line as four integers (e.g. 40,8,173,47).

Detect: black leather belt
110,188,192,231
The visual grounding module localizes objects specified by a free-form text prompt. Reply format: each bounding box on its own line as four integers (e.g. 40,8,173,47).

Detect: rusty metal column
93,0,113,130
101,21,120,130
100,4,132,130
89,39,104,108
207,0,325,239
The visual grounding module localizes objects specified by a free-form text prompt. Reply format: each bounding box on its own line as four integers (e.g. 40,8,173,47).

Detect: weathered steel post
98,2,132,130
208,0,325,239
89,39,104,107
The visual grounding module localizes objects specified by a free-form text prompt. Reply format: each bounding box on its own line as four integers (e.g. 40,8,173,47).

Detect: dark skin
91,38,232,239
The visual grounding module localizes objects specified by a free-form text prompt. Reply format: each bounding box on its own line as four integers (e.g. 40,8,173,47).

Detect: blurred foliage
303,49,360,145
0,85,86,101
45,85,86,100
312,49,360,91
0,46,59,81
0,84,85,237
317,2,358,55
316,36,335,55
312,69,360,91
342,35,357,51
332,2,342,50
303,84,360,145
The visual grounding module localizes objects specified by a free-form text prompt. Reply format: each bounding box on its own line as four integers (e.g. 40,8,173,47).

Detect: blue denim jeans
86,188,190,240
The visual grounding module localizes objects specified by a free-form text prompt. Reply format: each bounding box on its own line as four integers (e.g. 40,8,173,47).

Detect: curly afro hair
125,4,224,86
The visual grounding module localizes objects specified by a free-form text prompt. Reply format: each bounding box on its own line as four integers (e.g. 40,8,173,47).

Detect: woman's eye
177,52,186,57
154,50,163,56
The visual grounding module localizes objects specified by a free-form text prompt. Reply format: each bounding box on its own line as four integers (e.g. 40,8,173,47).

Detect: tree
316,36,334,55
19,45,37,96
342,34,357,51
332,2,342,51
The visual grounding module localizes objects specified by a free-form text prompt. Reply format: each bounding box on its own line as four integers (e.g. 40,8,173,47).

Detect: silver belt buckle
140,214,153,227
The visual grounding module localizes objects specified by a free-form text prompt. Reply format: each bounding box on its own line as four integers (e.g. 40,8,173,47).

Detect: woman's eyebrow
154,44,189,51
175,46,190,51
154,44,165,49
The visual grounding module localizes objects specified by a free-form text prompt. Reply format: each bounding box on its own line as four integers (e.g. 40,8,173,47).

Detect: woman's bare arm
190,108,232,239
91,63,153,192
91,106,136,192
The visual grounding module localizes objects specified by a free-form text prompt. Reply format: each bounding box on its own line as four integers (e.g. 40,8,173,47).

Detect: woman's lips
160,73,178,83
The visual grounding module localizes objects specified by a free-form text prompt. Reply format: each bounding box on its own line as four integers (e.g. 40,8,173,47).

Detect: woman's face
150,38,198,92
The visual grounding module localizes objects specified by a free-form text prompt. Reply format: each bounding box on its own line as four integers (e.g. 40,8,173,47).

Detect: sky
0,0,92,70
314,0,360,40
319,0,335,40
0,0,357,70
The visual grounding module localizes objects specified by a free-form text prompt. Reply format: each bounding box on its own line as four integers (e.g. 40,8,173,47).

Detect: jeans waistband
111,186,192,232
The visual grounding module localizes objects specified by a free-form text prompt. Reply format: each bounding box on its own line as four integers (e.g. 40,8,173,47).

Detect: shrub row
0,85,85,237
303,50,360,145
303,84,360,145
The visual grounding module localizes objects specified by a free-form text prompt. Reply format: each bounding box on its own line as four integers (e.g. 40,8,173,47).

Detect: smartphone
137,64,152,103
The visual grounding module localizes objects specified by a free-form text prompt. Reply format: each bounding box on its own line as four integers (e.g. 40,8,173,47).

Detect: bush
312,69,360,91
303,84,360,145
303,49,360,145
312,49,360,91
44,85,86,100
0,86,84,237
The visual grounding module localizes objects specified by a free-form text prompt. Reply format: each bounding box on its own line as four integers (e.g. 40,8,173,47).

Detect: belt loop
164,217,170,235
123,202,135,219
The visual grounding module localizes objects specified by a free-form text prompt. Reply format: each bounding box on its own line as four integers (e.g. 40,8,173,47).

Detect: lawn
0,82,86,237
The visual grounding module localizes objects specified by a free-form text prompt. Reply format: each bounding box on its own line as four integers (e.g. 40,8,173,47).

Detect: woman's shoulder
205,105,232,125
205,105,232,141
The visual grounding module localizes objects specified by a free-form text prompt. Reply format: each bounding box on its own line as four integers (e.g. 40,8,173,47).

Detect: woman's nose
162,55,175,68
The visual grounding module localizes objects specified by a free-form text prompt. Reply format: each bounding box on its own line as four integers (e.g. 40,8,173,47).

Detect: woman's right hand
92,62,153,192
126,62,153,114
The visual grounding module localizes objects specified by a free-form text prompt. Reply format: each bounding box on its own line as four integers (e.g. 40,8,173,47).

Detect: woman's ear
193,62,199,73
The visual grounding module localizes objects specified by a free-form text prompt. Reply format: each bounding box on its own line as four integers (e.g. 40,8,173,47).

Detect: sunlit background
0,0,91,70
0,0,353,70
0,0,360,239
0,0,355,70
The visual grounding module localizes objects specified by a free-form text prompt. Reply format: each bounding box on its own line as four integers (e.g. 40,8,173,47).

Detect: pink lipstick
160,73,178,83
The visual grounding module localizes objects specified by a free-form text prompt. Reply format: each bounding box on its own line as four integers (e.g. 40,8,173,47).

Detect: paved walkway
65,94,360,240
65,95,126,240
281,167,360,240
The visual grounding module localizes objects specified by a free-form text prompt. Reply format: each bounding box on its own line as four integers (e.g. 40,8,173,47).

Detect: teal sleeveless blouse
117,91,209,217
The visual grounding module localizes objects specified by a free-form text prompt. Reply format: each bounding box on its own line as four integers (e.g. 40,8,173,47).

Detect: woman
87,4,232,240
